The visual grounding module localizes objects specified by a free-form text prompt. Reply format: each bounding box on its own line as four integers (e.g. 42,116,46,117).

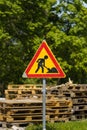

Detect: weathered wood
3,82,87,124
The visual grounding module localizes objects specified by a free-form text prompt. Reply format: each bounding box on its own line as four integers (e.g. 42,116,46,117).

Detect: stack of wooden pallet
46,98,72,122
0,84,73,126
5,84,43,99
0,98,72,125
0,99,45,125
71,84,87,121
50,82,87,121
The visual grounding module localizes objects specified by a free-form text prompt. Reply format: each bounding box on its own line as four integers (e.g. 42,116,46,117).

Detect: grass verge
25,120,87,130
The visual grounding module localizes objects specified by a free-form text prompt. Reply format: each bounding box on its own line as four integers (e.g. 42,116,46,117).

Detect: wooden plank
8,84,43,90
5,115,49,122
0,113,3,121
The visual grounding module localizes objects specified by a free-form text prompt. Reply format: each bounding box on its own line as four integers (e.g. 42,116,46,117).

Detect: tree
0,0,56,90
45,0,87,83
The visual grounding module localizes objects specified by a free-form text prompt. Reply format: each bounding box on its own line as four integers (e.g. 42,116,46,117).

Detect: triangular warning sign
23,40,66,78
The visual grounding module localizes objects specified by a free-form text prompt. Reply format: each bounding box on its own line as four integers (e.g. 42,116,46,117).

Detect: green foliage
25,121,87,130
0,0,56,87
46,0,87,83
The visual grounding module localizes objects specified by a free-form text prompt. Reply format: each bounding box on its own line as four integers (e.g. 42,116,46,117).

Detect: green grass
25,120,87,130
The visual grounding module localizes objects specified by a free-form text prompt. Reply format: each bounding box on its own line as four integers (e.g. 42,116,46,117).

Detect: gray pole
42,78,46,130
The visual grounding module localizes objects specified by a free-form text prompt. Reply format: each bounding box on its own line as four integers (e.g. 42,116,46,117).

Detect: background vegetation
25,121,87,130
0,0,87,93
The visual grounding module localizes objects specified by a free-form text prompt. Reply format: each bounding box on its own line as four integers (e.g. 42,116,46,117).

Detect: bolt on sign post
22,40,66,130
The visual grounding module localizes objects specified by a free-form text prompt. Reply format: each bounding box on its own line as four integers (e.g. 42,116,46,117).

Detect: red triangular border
24,40,66,78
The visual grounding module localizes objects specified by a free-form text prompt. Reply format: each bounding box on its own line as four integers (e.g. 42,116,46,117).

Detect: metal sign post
42,78,46,130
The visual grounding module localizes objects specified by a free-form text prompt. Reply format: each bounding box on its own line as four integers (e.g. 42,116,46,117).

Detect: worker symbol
35,55,58,73
35,55,48,73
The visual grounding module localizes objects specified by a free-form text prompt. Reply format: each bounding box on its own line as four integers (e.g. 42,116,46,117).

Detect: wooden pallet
71,114,87,121
5,84,44,99
5,89,42,96
73,105,87,110
8,84,43,90
72,91,87,97
5,115,49,123
50,83,87,91
50,117,70,123
5,93,59,100
5,93,43,100
72,98,87,104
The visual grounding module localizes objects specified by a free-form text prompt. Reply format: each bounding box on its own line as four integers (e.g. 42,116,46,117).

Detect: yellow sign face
29,48,57,74
23,40,66,78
